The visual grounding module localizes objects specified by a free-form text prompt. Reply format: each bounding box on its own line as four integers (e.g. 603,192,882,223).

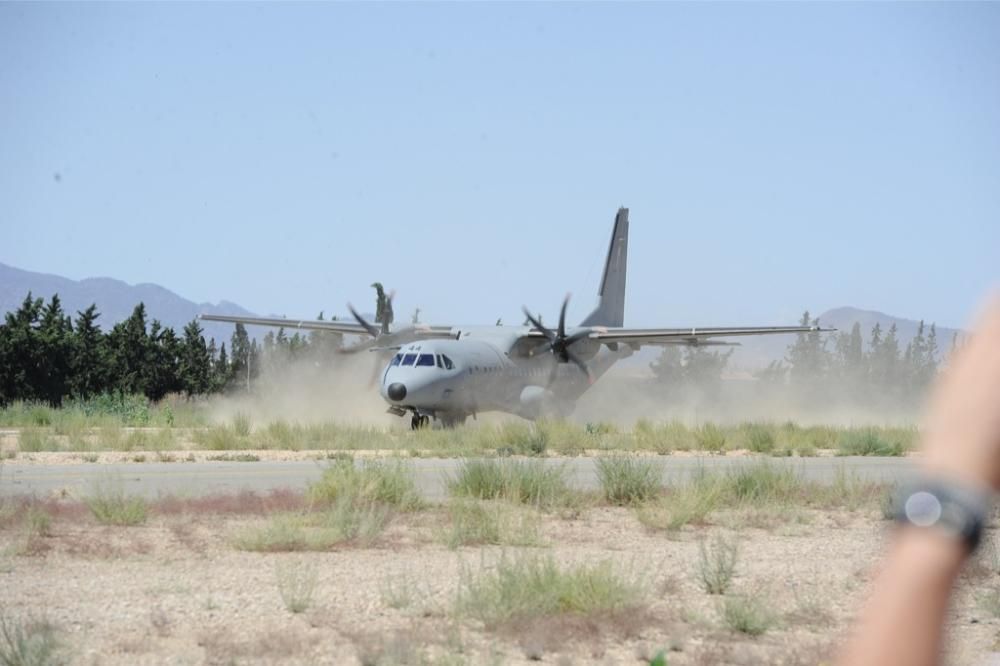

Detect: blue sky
1,2,997,330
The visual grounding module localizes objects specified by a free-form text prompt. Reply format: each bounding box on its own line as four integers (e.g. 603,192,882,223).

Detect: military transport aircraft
202,208,830,429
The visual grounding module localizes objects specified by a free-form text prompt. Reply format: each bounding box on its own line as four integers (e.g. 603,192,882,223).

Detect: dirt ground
3,499,999,666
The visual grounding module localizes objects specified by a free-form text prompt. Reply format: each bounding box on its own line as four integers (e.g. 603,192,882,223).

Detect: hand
921,295,1000,492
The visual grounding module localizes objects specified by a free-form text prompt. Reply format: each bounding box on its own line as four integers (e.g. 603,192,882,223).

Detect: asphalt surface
0,456,918,502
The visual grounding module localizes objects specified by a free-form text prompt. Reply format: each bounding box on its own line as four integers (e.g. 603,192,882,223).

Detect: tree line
651,310,956,410
0,293,344,406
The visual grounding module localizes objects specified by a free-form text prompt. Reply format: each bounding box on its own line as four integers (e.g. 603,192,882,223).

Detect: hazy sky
2,2,997,330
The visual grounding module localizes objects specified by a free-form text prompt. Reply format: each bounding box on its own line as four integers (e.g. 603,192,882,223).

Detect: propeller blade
563,330,593,347
347,303,380,338
565,348,595,385
522,307,557,343
557,293,570,340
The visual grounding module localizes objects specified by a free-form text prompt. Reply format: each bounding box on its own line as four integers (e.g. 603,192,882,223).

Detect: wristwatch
893,479,993,553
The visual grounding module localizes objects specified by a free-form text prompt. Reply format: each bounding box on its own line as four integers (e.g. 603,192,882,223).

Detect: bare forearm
838,528,967,666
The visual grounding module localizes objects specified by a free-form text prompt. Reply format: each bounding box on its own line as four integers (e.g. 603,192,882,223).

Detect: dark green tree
180,320,213,395
0,293,44,404
70,305,106,399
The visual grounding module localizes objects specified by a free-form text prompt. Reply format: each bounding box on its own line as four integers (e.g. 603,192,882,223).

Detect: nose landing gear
410,414,431,430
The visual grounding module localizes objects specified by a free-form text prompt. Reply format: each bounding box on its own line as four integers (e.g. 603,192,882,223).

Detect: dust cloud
572,365,923,428
206,354,922,430
207,353,402,429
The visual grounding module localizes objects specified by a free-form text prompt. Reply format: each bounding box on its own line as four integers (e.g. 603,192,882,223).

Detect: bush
447,459,575,508
837,429,904,457
0,614,63,666
233,500,391,551
721,594,777,636
694,424,726,452
85,481,148,526
742,424,775,453
308,459,423,511
456,554,645,626
443,499,542,549
595,456,663,505
697,535,739,594
726,462,801,503
494,423,548,456
17,430,55,453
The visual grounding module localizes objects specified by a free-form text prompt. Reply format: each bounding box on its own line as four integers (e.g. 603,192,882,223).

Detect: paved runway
0,456,918,501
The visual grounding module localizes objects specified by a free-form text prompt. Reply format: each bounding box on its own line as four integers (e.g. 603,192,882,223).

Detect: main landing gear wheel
410,414,430,430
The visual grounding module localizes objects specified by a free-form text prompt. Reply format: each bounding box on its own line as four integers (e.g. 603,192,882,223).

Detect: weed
18,430,54,453
233,499,391,551
0,614,63,666
726,462,800,503
697,535,739,594
85,480,148,526
443,499,543,549
721,593,777,636
23,508,52,539
379,575,421,610
495,422,549,456
308,459,423,510
837,429,904,457
456,554,646,627
694,424,726,452
742,423,775,453
637,470,725,531
595,456,662,505
207,453,260,462
275,559,318,613
447,459,576,508
232,412,252,437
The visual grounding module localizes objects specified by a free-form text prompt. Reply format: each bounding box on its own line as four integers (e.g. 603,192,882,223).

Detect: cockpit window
436,355,443,368
390,354,402,366
416,354,435,367
401,353,417,366
442,355,455,370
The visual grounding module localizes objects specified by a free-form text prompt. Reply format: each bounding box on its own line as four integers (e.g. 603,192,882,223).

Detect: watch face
904,491,943,527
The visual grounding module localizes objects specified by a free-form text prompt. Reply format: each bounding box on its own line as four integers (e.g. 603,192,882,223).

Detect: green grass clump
494,422,549,456
0,614,63,666
308,459,423,511
17,429,56,453
447,459,576,508
233,500,391,551
694,424,727,452
638,469,726,531
443,499,543,549
742,423,775,453
193,425,249,451
721,594,777,636
456,554,645,627
595,456,663,505
85,481,148,526
638,461,887,531
837,428,904,456
726,463,801,504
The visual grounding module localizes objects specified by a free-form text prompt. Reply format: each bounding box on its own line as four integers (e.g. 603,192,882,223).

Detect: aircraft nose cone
387,383,407,401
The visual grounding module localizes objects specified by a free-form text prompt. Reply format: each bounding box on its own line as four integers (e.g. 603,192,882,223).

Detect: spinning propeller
522,294,595,385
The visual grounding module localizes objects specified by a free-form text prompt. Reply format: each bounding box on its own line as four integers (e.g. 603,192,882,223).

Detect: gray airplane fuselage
379,326,628,422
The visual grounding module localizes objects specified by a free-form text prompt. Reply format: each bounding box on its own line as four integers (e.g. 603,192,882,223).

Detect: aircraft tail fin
581,207,628,328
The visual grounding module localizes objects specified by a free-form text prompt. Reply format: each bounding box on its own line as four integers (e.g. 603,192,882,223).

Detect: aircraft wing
199,313,456,344
580,325,834,347
200,313,373,335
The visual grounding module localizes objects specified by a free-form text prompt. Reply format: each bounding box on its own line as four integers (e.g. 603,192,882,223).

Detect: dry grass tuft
455,553,647,629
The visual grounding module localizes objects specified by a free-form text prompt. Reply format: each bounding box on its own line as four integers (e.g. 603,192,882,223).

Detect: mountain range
0,262,962,367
